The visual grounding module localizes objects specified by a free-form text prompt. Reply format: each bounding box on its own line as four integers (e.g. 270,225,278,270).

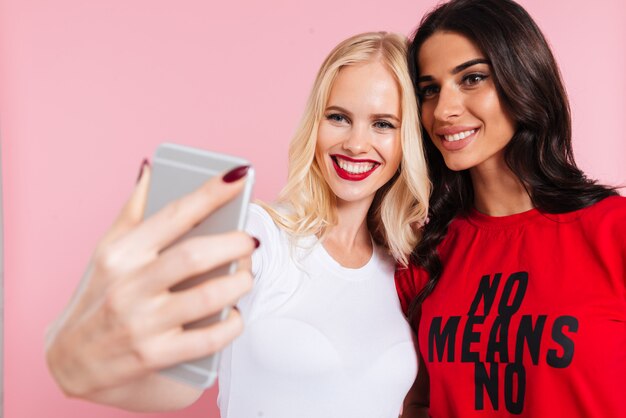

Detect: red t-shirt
395,196,626,417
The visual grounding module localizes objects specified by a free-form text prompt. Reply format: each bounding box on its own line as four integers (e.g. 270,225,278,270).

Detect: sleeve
245,203,280,282
394,263,425,317
606,197,626,289
586,196,626,292
238,203,283,318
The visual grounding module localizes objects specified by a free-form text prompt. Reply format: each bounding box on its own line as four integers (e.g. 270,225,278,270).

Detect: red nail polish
222,165,250,183
136,158,150,183
252,237,260,249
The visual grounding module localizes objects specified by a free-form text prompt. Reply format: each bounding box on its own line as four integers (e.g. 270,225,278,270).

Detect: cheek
315,122,334,152
383,135,403,170
473,89,503,122
476,92,515,142
495,106,516,143
420,102,436,134
316,122,343,154
314,147,327,174
419,107,439,149
420,104,430,122
315,124,328,151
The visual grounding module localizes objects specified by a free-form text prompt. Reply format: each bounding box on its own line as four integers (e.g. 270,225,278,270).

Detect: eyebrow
417,58,491,83
325,105,400,123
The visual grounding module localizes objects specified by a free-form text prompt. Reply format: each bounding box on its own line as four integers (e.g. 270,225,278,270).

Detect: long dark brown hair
407,0,617,312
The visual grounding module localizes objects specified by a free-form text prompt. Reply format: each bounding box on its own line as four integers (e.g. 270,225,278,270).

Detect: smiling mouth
331,155,380,181
443,129,476,142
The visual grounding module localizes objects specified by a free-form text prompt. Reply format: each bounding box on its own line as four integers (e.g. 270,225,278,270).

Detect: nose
342,122,372,154
433,83,463,122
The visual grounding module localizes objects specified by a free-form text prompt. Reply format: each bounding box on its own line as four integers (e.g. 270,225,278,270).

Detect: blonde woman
46,32,430,418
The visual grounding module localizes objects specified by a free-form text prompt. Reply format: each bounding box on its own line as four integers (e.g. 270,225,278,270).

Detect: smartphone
143,142,254,388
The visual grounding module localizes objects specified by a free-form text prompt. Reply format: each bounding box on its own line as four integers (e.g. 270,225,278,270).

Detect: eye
462,72,489,86
417,84,439,100
325,113,349,124
373,120,396,130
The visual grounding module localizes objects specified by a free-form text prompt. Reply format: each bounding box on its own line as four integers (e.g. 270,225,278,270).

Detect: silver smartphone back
144,143,254,388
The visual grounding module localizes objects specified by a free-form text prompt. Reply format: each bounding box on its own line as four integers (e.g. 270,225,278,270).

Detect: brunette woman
395,0,625,416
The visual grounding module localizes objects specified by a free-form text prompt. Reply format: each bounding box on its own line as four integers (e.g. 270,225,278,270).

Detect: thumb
99,159,152,248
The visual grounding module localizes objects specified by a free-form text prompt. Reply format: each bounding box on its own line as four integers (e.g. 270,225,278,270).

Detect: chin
332,189,375,205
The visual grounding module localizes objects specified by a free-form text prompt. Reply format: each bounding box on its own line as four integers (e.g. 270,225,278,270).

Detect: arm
45,163,255,411
71,369,203,411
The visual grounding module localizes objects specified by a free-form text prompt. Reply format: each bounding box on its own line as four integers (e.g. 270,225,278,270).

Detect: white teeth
443,129,475,142
336,158,376,174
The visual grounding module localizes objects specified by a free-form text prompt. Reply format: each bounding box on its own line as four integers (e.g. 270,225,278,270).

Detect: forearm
86,372,202,412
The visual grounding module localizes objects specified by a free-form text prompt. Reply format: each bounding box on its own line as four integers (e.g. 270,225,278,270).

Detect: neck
327,198,372,247
321,198,373,268
470,156,533,216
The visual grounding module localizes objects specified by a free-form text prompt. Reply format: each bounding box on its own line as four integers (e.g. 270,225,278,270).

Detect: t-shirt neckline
312,237,382,280
466,206,542,228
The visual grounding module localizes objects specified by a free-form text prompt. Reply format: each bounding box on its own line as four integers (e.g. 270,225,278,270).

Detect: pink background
1,0,624,417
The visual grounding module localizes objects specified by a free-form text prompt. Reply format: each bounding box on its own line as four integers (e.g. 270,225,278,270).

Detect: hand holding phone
45,144,255,409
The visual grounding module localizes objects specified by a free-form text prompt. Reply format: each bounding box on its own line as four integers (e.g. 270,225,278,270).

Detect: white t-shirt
218,204,417,418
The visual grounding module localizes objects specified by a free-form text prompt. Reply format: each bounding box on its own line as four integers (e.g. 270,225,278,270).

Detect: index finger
122,165,251,256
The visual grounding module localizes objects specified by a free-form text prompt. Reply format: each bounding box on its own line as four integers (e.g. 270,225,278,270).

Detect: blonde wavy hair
262,31,430,266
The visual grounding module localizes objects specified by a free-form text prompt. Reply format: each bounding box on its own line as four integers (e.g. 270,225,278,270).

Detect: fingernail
222,165,250,183
252,237,260,249
136,158,150,184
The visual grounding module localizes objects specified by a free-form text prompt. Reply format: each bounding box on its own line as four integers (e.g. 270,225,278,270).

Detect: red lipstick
331,155,379,181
